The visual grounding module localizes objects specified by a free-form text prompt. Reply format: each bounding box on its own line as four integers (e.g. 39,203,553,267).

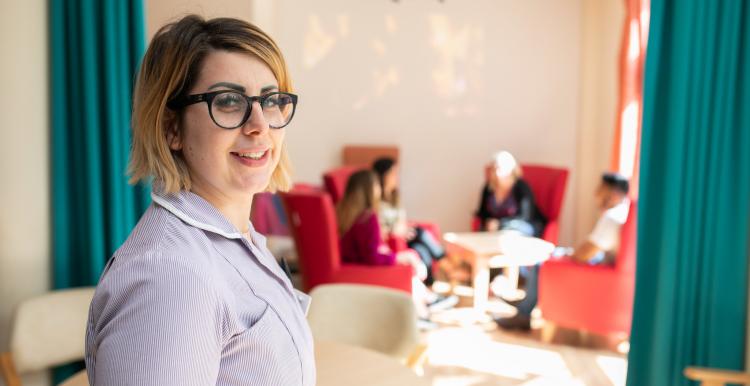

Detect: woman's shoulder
110,204,217,280
513,178,534,195
357,209,378,224
347,210,379,232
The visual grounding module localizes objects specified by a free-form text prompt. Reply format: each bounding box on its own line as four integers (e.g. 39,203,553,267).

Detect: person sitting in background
476,151,546,237
336,170,457,317
569,172,631,265
337,170,420,268
372,157,454,285
494,172,631,330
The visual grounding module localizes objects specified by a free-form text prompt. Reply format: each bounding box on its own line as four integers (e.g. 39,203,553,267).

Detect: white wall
255,0,583,243
575,0,624,241
0,1,51,385
146,0,253,39
147,0,623,244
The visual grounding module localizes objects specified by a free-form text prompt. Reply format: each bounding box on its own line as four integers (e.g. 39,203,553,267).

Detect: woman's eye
214,93,244,111
263,94,292,109
262,95,281,109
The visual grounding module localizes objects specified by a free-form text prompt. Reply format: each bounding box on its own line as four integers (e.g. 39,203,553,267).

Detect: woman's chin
236,176,271,195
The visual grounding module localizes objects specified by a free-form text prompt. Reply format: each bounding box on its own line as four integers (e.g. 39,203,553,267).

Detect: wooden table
315,340,429,386
60,340,428,386
443,230,555,313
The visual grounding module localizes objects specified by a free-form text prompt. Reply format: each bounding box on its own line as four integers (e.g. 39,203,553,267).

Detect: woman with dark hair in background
372,157,452,285
336,170,457,319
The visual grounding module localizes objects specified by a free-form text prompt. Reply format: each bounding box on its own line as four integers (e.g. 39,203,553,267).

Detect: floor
420,298,628,386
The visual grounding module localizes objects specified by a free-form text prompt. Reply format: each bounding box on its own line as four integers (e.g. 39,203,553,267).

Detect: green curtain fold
50,0,150,289
626,0,750,385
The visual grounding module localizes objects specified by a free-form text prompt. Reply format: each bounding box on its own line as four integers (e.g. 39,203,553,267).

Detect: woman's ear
165,119,183,151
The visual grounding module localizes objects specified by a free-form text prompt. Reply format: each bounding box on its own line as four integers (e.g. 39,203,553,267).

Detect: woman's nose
242,101,269,135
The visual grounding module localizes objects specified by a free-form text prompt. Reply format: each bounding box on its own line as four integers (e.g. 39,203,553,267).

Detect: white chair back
307,284,420,360
9,287,95,373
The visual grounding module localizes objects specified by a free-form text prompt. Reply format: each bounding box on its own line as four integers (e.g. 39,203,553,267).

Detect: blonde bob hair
128,15,292,193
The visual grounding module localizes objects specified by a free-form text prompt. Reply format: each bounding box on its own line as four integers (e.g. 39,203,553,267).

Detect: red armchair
472,164,569,245
322,165,363,204
280,189,413,293
538,200,638,337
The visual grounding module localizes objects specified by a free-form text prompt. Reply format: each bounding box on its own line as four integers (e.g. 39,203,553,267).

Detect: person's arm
512,179,536,223
476,184,493,229
574,213,620,264
571,241,603,263
89,254,224,385
356,213,396,266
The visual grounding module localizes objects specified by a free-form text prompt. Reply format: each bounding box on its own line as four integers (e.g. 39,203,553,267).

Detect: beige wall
259,0,587,243
146,0,625,245
146,0,253,39
0,1,51,385
147,0,623,244
575,0,624,242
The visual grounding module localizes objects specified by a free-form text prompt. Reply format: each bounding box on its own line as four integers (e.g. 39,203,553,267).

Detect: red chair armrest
408,220,442,240
541,220,559,245
333,264,413,293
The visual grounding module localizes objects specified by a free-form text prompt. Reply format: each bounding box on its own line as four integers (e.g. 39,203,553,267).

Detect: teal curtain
50,0,149,382
50,0,150,291
626,1,750,385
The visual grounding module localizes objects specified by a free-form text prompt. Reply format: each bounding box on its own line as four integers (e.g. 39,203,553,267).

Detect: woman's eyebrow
260,85,279,94
207,82,246,92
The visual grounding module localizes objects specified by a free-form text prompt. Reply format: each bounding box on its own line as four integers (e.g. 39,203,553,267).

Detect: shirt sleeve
356,212,396,266
87,253,225,386
476,184,492,228
587,215,621,252
513,180,536,223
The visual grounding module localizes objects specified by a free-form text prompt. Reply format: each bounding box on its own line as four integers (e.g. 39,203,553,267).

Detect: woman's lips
230,149,270,167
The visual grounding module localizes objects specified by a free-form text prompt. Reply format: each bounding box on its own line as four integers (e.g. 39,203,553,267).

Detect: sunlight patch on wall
384,14,398,34
373,66,400,97
429,14,484,117
337,13,350,38
304,14,337,69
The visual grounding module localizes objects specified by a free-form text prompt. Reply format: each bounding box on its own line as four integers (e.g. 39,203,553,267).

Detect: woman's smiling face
169,50,286,201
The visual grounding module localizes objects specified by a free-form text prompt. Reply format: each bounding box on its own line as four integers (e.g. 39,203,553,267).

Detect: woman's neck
190,182,254,233
492,185,511,202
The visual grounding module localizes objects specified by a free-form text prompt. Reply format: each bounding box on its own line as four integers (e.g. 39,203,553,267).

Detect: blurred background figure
476,151,546,237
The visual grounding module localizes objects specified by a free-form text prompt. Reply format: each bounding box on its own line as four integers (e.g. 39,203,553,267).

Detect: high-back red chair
322,166,363,204
342,145,400,169
472,164,568,244
280,190,412,293
538,200,638,337
250,184,322,235
520,164,569,244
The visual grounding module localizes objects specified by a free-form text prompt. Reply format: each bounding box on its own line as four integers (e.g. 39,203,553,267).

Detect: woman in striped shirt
85,15,315,385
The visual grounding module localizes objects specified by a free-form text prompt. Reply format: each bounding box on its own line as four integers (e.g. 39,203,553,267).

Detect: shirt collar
151,187,252,240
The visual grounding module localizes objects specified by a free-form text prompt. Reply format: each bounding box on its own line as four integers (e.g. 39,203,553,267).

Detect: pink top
339,210,396,266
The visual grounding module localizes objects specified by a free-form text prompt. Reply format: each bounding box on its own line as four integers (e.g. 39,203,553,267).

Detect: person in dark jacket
476,151,546,237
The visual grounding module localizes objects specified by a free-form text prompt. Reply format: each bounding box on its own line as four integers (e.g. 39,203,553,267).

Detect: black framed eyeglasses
167,90,298,129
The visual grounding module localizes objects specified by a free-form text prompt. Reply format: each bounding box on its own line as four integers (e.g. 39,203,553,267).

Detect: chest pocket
217,305,303,386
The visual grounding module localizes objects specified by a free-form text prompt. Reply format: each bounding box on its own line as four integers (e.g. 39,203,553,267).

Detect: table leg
473,256,489,313
504,266,520,290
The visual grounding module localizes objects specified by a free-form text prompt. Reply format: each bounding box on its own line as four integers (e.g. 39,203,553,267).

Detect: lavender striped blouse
85,188,315,385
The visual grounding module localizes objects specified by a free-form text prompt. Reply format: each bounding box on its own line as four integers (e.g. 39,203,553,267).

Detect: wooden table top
60,340,428,386
315,340,429,386
443,230,555,267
